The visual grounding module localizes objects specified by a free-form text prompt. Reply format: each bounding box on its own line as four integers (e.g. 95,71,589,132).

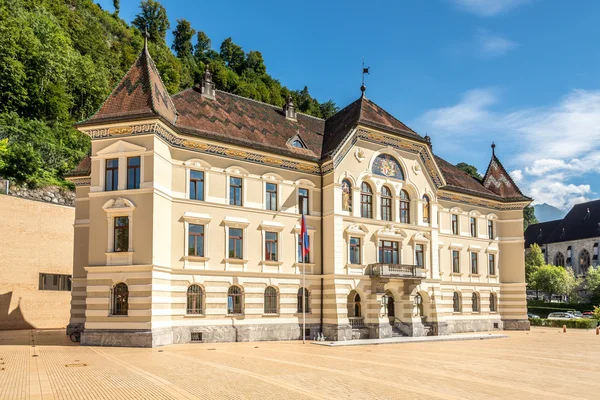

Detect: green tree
171,19,195,59
113,0,120,16
132,0,170,43
525,243,545,286
585,267,600,305
245,51,266,75
524,205,538,231
220,37,245,73
455,162,481,179
0,138,8,170
531,265,576,300
319,100,339,119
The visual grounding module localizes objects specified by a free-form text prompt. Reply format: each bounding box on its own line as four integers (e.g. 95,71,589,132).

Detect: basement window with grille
190,332,203,342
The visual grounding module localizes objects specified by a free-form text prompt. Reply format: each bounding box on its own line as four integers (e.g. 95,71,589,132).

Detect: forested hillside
0,0,337,187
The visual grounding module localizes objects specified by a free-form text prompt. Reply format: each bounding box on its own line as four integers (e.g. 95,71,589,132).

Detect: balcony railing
348,316,365,329
367,263,425,278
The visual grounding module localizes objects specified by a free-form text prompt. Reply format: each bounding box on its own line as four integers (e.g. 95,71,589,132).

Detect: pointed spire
81,38,177,125
491,141,496,156
143,27,149,51
361,59,369,97
482,142,527,200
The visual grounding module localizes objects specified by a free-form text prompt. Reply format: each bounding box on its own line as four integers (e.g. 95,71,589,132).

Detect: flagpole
302,255,306,344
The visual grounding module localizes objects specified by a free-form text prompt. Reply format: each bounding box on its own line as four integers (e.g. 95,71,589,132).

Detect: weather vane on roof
361,58,369,96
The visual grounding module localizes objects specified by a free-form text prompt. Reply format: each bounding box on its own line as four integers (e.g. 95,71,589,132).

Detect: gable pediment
97,140,147,156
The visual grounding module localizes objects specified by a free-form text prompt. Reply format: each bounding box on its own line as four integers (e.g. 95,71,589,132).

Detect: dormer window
288,134,307,149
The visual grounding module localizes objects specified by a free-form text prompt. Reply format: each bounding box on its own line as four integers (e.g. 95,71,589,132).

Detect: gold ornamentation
109,126,134,135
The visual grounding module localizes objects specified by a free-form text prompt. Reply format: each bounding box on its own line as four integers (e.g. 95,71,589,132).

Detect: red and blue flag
301,214,310,257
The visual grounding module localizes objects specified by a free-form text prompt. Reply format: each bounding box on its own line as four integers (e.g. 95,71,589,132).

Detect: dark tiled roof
65,154,91,177
322,96,425,156
482,155,529,201
172,89,324,161
80,46,178,125
434,156,506,201
524,219,562,248
544,199,600,244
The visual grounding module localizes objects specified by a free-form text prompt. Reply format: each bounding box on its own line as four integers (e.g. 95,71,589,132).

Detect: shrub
528,318,598,329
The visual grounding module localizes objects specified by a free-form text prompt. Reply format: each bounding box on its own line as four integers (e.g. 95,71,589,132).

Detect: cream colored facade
68,120,530,347
0,195,74,330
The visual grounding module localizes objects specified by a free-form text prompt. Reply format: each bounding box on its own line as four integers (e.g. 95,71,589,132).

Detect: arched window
453,292,461,313
555,252,565,267
580,249,591,275
489,293,497,312
112,283,129,316
264,286,278,314
186,285,203,314
360,183,373,219
297,287,310,313
227,286,243,314
380,186,392,221
422,195,431,224
472,292,480,312
341,179,352,212
353,292,361,317
399,190,410,224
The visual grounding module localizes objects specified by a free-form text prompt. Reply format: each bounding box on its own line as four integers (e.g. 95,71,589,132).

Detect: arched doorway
383,290,395,323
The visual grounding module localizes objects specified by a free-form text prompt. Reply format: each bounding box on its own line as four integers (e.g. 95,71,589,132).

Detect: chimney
283,95,297,121
201,66,215,99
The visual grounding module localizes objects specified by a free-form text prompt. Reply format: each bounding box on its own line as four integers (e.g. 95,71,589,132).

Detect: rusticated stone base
82,324,321,348
323,323,352,341
445,318,503,334
502,319,531,331
367,323,392,339
66,323,84,335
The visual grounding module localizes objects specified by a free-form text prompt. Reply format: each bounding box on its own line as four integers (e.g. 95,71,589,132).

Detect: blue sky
99,0,600,210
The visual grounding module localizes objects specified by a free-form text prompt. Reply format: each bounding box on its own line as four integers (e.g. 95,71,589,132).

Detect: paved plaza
0,328,599,400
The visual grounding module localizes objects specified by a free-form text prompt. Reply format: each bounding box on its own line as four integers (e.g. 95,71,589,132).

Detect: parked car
547,312,577,320
582,311,595,319
569,311,583,318
527,312,540,319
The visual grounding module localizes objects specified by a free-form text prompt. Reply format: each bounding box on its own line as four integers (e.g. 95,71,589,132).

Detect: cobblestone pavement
1,328,599,399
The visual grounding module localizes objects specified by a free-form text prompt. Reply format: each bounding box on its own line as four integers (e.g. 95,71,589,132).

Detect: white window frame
293,223,316,274
103,197,135,266
223,216,250,271
93,140,148,193
182,212,212,269
259,221,285,272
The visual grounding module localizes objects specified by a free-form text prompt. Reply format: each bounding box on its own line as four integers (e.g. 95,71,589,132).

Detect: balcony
348,317,365,329
367,263,425,279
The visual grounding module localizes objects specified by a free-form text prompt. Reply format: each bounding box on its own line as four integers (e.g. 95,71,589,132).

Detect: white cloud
477,30,518,58
510,169,523,183
417,88,600,210
450,0,532,17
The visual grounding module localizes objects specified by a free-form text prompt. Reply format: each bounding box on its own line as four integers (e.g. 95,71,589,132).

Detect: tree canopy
524,206,538,231
0,0,337,187
455,162,481,179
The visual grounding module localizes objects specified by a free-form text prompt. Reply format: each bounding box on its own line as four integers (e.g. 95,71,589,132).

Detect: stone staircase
391,325,405,337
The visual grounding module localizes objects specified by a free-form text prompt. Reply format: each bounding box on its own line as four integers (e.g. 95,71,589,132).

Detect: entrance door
387,296,395,323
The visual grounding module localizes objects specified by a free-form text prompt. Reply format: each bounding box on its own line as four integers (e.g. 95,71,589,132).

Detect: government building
66,42,531,347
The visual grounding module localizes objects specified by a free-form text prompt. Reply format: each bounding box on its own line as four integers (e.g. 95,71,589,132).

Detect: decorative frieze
438,191,527,211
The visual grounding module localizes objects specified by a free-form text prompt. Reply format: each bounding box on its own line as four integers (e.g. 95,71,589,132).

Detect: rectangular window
265,183,277,211
452,250,460,273
265,232,278,261
488,220,494,239
39,273,71,291
114,216,129,252
488,254,495,275
470,217,477,237
228,228,243,259
188,224,204,257
415,244,424,268
297,235,310,263
230,177,243,206
379,240,399,264
127,156,141,190
190,170,204,201
349,237,361,264
451,215,458,235
471,252,478,274
105,159,119,191
298,188,309,215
